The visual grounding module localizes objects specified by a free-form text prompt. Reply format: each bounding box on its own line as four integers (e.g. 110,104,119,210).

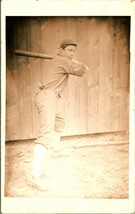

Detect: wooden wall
6,17,130,141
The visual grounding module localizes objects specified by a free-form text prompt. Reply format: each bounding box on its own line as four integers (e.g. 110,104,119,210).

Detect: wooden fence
6,16,130,141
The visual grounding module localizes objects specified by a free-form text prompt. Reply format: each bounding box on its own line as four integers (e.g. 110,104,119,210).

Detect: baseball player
29,39,89,191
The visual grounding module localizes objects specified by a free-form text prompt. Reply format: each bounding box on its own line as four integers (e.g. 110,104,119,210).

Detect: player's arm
66,58,89,77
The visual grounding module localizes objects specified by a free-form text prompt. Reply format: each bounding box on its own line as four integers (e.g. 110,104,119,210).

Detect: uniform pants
34,89,65,149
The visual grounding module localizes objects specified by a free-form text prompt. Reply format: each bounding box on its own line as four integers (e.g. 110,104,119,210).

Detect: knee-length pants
34,89,65,148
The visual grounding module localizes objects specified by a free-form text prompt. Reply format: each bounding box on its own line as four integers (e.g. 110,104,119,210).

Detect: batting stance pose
29,39,89,190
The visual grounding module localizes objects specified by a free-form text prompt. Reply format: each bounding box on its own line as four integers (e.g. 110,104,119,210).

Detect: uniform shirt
40,53,89,97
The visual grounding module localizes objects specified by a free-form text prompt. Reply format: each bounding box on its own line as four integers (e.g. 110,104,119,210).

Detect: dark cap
60,39,77,49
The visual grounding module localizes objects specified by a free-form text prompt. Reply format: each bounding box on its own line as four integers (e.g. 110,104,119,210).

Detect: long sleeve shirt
40,54,89,97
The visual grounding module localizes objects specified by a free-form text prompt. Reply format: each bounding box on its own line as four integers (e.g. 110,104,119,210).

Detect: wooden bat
15,50,53,60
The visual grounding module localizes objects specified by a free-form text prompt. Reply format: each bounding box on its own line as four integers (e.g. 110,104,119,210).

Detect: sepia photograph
1,1,135,213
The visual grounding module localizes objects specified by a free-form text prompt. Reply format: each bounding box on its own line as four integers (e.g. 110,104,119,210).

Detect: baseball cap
60,39,77,49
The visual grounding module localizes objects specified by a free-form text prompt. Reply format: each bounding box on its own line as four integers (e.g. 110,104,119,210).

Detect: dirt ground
4,131,129,199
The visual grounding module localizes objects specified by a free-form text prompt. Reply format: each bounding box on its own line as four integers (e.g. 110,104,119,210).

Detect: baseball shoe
28,175,49,191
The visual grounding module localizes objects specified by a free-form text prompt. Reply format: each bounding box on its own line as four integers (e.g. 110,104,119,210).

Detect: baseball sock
31,143,46,177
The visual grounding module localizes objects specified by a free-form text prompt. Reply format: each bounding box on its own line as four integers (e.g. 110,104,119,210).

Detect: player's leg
29,89,57,190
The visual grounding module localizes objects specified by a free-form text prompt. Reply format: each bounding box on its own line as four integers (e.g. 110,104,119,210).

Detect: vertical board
108,17,119,131
16,18,33,139
98,18,114,132
6,18,21,140
87,18,100,133
117,18,129,131
75,17,90,134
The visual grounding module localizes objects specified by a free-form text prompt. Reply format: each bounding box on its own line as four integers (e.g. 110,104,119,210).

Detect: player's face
62,45,76,59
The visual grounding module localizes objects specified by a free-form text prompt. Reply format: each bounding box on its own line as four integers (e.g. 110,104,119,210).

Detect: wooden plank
16,18,33,139
106,17,119,131
98,18,112,132
117,18,130,89
16,19,26,140
74,140,128,149
116,18,129,131
6,18,21,140
87,18,100,133
73,130,129,148
108,17,118,131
